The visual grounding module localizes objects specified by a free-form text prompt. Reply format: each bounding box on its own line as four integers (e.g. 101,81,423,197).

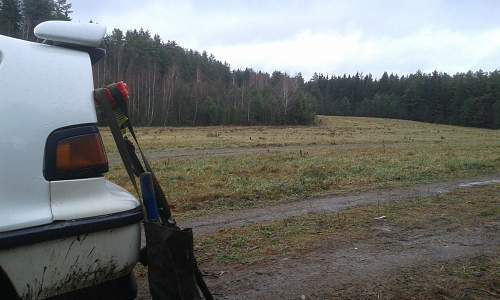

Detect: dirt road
205,228,499,299
135,175,500,299
180,175,500,236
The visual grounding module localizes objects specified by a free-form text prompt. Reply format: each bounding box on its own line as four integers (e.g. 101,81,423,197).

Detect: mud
135,175,500,299
205,227,499,299
180,174,500,236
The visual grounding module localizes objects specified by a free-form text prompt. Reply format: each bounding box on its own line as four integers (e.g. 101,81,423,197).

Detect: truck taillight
44,125,109,180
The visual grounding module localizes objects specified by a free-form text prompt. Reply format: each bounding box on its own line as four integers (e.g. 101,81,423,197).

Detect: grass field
124,116,500,299
101,116,499,152
104,116,500,219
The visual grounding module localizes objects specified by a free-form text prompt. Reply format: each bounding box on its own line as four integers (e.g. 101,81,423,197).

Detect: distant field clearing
101,116,499,152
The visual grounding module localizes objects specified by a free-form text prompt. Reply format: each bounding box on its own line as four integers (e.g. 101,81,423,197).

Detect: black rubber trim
0,207,143,250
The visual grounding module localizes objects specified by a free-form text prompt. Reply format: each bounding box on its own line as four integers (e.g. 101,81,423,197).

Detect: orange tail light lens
44,125,109,180
56,133,107,172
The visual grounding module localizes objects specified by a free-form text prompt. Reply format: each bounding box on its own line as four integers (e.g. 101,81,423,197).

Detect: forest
1,0,499,128
96,29,314,126
307,71,500,129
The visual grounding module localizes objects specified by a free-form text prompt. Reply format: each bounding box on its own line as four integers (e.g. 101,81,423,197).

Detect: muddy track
108,141,423,166
135,175,500,299
205,227,500,299
180,174,500,236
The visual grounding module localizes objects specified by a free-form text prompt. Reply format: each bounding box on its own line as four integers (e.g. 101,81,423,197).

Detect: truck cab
0,21,142,299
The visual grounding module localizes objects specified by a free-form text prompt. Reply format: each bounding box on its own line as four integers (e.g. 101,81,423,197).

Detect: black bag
145,224,204,300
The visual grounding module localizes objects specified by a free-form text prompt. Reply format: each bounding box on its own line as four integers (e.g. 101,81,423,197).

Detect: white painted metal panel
0,35,97,231
50,178,140,220
0,224,140,299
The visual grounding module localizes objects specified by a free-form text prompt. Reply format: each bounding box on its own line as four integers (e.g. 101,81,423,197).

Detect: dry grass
321,254,500,299
104,116,500,217
195,184,500,266
101,115,500,153
126,118,500,298
135,184,500,299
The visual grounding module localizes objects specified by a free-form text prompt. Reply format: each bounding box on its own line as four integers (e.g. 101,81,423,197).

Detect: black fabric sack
145,222,204,300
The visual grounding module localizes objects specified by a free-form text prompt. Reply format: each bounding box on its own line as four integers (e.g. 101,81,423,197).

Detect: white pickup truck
0,21,142,299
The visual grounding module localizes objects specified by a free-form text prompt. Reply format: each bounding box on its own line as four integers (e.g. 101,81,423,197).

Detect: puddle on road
458,180,500,188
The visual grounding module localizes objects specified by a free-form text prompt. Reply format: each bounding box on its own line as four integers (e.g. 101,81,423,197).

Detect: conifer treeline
1,0,499,128
0,0,71,40
95,29,315,126
306,71,500,128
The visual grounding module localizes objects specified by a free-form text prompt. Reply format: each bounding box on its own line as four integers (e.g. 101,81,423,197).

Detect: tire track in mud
206,228,500,300
138,174,500,245
180,174,500,236
136,175,500,299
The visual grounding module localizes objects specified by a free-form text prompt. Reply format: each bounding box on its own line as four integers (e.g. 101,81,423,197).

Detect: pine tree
53,0,72,21
0,0,22,37
21,0,54,40
20,0,71,40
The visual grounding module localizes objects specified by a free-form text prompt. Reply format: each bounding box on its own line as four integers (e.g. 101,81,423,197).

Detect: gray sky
71,0,500,79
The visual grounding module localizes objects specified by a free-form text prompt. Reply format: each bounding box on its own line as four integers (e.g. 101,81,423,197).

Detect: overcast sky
70,0,500,79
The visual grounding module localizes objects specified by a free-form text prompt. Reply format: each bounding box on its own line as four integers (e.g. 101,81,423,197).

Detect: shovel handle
140,172,161,222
